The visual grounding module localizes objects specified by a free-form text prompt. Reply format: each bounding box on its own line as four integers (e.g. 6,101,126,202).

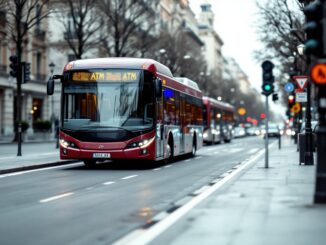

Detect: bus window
163,88,176,125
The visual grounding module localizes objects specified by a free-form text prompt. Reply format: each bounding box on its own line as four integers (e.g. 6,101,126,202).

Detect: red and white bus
202,96,235,144
47,58,203,166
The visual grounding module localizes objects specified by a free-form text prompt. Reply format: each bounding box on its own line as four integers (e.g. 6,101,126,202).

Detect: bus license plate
93,153,110,158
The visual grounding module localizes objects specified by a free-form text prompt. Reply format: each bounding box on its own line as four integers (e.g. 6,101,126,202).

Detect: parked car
233,126,246,138
261,123,281,138
246,126,260,136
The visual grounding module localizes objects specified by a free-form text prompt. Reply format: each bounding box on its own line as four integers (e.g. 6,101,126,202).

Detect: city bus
202,96,235,144
47,58,203,166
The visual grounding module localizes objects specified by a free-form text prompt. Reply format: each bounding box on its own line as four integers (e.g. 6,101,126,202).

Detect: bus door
179,95,186,153
156,100,164,158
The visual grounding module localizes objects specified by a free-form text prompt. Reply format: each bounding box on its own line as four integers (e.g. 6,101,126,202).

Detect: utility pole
15,3,23,157
261,60,275,168
306,0,326,203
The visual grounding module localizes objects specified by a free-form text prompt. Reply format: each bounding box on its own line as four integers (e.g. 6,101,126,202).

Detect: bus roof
63,57,173,78
175,77,200,91
203,96,235,112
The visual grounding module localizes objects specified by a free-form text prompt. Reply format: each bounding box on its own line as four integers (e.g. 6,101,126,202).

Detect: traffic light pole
305,56,314,165
315,86,326,203
265,96,269,168
314,0,326,204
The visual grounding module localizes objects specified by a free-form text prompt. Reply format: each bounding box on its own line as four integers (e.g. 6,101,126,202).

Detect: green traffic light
263,84,272,91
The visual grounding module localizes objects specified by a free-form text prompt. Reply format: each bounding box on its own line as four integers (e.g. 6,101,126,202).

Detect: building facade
198,2,224,79
0,3,52,140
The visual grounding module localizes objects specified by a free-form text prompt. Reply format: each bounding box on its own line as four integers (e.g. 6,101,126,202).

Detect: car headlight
126,136,155,149
60,139,78,148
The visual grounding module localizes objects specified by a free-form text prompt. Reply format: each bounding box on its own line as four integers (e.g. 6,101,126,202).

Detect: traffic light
304,0,324,57
9,55,19,77
288,94,295,104
261,60,274,96
22,62,31,83
272,93,279,102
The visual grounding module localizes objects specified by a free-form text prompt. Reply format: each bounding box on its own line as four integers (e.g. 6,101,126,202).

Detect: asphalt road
0,137,268,245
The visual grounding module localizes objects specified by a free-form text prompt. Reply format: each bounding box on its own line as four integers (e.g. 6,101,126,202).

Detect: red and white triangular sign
293,76,308,90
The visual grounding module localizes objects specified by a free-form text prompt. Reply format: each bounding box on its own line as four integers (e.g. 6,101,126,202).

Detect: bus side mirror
155,78,162,98
47,76,55,95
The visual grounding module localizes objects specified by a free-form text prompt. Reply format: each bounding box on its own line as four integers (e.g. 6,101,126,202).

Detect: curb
0,160,79,175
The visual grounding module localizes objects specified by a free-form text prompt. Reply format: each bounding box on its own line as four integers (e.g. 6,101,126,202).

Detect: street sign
284,82,294,93
238,107,246,116
311,62,326,85
296,92,308,102
291,102,301,114
293,76,308,91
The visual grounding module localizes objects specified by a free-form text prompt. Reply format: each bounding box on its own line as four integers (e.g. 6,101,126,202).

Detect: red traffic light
260,113,266,119
288,95,294,103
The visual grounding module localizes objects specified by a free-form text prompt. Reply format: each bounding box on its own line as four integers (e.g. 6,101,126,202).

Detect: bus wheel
83,159,96,167
166,135,174,162
190,136,197,157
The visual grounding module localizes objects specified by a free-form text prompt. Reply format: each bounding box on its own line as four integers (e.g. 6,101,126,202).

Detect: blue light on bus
163,89,174,99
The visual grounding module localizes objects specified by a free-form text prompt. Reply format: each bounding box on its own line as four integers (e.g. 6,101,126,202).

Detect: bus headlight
126,136,155,149
60,139,78,148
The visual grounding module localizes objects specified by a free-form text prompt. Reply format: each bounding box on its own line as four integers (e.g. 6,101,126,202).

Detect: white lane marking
39,192,74,203
0,163,82,178
114,144,271,245
164,165,172,168
121,175,138,180
184,159,191,162
103,181,115,186
194,156,202,160
153,168,161,171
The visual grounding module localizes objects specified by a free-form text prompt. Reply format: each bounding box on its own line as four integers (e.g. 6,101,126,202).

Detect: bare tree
54,0,102,59
255,0,306,80
3,0,50,151
98,0,159,57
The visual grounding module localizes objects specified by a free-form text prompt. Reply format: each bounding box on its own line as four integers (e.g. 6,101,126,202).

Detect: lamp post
288,54,301,144
158,49,166,63
297,44,314,165
48,62,56,137
182,55,191,76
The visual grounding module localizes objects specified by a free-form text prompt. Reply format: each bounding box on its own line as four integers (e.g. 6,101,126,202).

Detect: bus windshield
62,69,154,131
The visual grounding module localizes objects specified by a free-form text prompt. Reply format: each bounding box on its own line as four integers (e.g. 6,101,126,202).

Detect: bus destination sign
71,71,139,82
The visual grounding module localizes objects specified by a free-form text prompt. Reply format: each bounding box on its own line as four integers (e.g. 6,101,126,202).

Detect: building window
32,98,43,121
35,4,41,30
36,52,42,76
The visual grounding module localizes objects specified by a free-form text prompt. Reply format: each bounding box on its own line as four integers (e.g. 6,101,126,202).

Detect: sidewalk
0,141,77,174
150,137,326,245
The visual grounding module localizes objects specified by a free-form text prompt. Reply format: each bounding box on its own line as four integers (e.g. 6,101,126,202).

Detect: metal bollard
278,135,281,149
298,133,305,165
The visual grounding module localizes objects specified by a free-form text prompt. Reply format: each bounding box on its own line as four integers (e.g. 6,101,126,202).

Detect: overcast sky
189,0,286,120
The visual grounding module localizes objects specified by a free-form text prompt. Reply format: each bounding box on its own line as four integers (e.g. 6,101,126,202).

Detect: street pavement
0,141,76,174
0,137,325,245
144,137,326,245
